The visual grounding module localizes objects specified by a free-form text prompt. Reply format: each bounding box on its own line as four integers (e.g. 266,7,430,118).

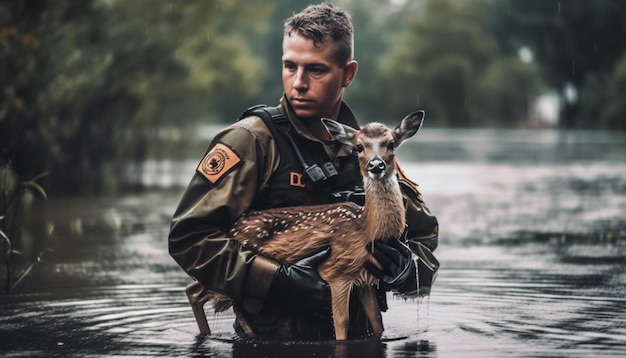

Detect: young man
169,3,438,340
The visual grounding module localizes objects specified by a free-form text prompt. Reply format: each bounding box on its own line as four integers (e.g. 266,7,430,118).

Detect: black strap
239,104,287,125
243,106,311,170
239,105,338,187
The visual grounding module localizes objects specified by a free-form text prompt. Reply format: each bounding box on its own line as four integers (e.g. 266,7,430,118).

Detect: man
169,3,438,340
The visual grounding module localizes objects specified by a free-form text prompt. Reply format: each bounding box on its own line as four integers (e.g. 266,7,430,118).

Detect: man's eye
309,67,325,76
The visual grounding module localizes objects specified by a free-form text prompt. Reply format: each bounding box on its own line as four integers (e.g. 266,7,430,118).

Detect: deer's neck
361,174,406,241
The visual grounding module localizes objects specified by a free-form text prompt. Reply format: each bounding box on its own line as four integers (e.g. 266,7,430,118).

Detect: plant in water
1,164,49,293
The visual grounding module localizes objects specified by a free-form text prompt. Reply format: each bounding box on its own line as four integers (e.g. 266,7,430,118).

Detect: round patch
202,148,227,175
197,143,242,184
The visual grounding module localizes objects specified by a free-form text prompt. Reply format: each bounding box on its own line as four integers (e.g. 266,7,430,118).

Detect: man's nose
293,69,308,90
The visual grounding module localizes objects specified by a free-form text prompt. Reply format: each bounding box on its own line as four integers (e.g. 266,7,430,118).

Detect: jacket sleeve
395,159,439,253
400,180,439,252
168,118,281,304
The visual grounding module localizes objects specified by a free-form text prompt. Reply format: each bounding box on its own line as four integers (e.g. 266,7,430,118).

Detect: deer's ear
394,110,424,145
322,118,357,146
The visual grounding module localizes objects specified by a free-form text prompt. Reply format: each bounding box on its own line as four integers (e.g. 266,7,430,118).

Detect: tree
342,0,403,121
488,0,626,129
581,53,626,131
381,0,498,127
215,0,286,120
0,0,272,194
478,57,544,127
379,0,547,127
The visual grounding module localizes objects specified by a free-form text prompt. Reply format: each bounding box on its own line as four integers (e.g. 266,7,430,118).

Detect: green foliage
0,0,272,194
1,164,48,293
478,57,545,126
581,53,626,130
104,0,271,103
342,0,401,121
379,0,546,127
215,0,285,120
487,0,626,128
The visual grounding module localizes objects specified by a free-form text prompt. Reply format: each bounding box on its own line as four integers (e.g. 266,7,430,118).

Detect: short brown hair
284,3,354,65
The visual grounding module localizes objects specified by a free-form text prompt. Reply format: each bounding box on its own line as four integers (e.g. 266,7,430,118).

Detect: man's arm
168,119,278,303
168,118,332,315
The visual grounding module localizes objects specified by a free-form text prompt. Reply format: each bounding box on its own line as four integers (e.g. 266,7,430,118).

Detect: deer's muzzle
367,159,386,174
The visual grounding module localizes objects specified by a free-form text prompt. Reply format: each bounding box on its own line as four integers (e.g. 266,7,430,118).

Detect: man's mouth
291,98,312,105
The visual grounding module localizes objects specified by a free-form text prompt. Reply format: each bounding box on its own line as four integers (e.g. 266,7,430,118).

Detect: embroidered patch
197,143,242,184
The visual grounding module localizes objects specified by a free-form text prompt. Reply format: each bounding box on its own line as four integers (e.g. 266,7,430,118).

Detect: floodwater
1,129,625,357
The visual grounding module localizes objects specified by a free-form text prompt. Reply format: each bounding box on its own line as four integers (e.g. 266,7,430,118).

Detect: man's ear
342,60,358,88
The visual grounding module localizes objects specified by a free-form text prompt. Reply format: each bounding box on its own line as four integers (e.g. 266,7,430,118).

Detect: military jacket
168,95,438,339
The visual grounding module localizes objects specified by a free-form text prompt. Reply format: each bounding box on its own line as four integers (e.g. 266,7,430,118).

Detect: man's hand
267,247,332,317
366,238,418,296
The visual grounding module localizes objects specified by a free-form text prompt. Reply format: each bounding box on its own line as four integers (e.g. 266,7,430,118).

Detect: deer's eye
388,141,395,151
354,144,364,153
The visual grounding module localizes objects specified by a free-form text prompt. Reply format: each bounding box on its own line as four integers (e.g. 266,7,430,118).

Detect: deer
185,110,425,340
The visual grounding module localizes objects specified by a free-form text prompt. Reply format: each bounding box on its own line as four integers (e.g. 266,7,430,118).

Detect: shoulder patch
197,143,242,184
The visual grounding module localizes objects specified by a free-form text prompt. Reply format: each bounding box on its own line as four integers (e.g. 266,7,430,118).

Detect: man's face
282,33,356,120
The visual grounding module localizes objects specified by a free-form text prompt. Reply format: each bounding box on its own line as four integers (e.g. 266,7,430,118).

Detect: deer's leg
360,286,384,336
329,280,353,340
185,281,212,335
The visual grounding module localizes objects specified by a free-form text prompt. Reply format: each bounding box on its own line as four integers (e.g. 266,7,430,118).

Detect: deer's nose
367,159,386,174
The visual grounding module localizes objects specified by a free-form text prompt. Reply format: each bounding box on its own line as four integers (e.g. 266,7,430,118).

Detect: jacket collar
279,94,359,139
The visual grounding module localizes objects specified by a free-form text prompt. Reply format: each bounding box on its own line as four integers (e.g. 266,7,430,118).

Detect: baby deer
186,110,425,340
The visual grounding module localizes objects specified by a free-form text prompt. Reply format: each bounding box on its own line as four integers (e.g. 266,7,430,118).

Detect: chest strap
239,105,338,188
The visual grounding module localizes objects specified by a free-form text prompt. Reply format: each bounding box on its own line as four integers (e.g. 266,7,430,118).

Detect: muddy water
1,129,625,357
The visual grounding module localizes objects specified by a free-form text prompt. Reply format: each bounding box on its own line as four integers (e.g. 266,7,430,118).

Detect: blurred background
2,0,625,195
1,1,625,356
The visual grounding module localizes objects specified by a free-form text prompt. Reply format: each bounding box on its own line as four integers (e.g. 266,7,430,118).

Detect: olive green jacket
168,96,438,318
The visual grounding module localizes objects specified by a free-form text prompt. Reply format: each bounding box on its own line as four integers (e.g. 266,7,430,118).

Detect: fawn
186,110,425,340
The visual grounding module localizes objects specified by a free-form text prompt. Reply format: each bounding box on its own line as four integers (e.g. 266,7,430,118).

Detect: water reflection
1,129,625,357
